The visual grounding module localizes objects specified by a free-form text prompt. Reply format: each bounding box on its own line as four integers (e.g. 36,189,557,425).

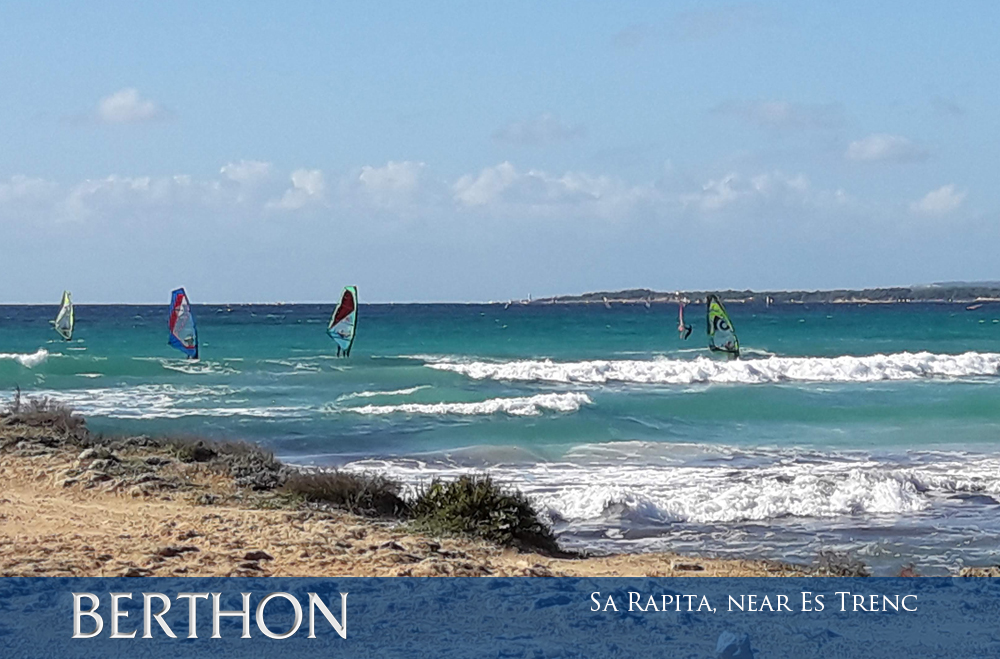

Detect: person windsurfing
167,288,199,360
328,286,358,357
677,298,692,339
706,294,740,359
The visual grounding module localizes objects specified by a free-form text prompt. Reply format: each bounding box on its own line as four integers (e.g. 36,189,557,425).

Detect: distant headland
533,282,1000,305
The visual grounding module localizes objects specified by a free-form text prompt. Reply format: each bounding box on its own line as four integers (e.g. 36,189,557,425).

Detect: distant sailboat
328,286,358,357
167,288,199,360
603,296,611,309
707,294,739,358
677,299,692,339
53,290,74,341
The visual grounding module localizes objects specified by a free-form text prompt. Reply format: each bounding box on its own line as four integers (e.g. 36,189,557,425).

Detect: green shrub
410,475,560,554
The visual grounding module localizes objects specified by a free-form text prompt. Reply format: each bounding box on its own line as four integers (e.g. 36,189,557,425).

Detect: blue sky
1,1,997,302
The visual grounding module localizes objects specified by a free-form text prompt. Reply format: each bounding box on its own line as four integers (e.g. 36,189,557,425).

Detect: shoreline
3,404,997,578
0,404,822,578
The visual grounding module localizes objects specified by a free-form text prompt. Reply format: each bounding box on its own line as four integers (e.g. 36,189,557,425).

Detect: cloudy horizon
2,2,996,303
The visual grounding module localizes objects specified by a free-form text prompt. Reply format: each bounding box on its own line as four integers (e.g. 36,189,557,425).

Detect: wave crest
427,351,1000,385
340,392,592,417
0,349,49,368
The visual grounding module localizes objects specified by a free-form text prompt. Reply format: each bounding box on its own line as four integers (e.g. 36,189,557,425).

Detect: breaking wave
340,392,592,417
0,349,50,368
337,385,431,401
1,384,310,420
427,351,1000,385
345,449,1000,525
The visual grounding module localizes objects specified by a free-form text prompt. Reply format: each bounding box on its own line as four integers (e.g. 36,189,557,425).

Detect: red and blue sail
327,286,358,357
168,288,199,359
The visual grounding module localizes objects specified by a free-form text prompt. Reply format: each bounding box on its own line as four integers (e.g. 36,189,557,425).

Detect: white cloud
680,171,847,213
267,169,326,211
61,174,224,221
96,88,163,124
713,100,842,130
846,134,927,162
0,175,58,204
452,161,654,218
358,160,423,196
221,160,273,185
0,161,855,229
492,114,586,146
910,184,966,215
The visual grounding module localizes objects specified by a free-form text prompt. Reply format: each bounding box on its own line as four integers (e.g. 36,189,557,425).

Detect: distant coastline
534,283,1000,306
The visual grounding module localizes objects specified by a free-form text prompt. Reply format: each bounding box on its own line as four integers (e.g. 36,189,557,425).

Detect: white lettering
142,593,176,639
308,592,348,639
256,592,303,640
109,593,136,639
72,593,103,639
176,593,209,639
212,592,252,639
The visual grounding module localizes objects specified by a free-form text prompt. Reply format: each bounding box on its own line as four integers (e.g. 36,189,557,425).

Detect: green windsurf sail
54,290,74,341
706,294,739,357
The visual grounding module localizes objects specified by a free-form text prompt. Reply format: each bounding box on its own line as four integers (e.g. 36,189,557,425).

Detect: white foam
2,384,309,420
345,450,1000,525
160,360,240,375
340,392,592,417
337,385,431,401
0,349,50,368
427,351,1000,386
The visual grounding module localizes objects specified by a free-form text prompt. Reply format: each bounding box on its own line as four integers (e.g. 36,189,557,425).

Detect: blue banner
2,577,998,657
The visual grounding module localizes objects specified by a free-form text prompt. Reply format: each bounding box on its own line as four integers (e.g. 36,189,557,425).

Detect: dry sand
0,419,821,578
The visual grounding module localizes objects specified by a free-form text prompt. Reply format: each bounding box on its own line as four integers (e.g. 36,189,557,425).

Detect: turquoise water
3,302,1000,574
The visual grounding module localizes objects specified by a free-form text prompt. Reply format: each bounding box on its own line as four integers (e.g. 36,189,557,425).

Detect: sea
2,301,1000,575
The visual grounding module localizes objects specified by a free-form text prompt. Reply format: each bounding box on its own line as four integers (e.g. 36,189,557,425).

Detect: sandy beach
0,408,823,579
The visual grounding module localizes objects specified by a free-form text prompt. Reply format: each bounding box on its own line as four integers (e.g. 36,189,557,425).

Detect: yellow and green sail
54,290,74,341
706,294,739,357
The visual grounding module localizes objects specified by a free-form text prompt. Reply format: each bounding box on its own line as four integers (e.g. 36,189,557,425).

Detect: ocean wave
337,385,431,401
160,360,240,375
426,351,1000,385
0,384,308,419
339,392,592,417
0,349,50,368
344,450,1000,525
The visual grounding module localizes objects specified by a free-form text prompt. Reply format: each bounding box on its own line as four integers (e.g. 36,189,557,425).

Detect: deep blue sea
3,301,1000,574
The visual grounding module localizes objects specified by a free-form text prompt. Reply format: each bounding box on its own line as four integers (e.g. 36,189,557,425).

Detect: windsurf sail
706,294,739,357
168,288,199,359
678,300,692,340
328,286,358,357
53,290,74,341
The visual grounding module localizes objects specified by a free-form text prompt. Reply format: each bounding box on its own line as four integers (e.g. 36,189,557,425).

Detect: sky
2,1,998,302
